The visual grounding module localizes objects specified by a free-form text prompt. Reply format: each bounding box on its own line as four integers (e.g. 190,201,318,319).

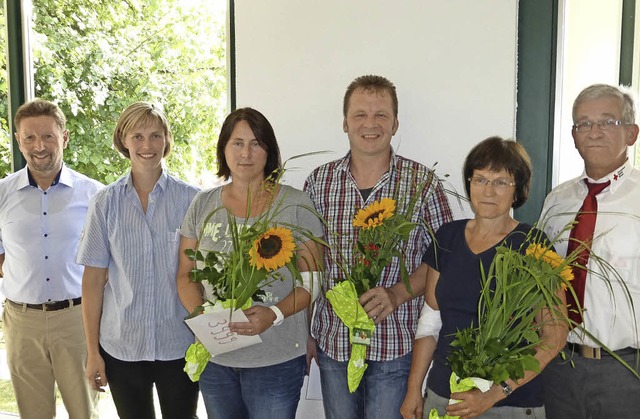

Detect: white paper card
185,309,262,356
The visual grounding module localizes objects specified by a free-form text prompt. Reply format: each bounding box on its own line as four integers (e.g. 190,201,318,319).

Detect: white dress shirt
540,159,640,350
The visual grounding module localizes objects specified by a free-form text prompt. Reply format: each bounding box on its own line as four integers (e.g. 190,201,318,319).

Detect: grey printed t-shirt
181,184,323,367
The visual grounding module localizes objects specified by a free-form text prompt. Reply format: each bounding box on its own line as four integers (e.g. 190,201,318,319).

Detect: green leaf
520,355,541,373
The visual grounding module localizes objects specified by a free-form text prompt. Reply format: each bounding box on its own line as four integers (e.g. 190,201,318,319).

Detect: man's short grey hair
573,83,636,124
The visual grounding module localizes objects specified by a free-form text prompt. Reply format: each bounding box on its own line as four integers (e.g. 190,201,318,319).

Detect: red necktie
566,180,610,325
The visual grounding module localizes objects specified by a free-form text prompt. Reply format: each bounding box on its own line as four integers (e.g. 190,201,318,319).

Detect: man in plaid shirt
304,75,453,419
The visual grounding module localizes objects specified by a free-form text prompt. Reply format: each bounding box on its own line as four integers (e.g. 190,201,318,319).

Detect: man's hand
359,286,401,324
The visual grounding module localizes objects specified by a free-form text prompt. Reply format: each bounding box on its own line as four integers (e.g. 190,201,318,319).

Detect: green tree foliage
2,0,226,185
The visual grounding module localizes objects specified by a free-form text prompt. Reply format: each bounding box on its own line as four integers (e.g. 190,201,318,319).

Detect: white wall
234,0,519,218
554,0,623,185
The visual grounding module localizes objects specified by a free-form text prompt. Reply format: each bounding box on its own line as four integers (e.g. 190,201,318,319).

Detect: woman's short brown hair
113,102,172,159
463,136,532,209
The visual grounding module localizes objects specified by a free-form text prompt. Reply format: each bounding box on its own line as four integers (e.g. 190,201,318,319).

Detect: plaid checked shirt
304,149,453,361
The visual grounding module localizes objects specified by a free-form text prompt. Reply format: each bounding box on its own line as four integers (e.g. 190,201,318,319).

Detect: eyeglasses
468,177,516,189
572,118,627,133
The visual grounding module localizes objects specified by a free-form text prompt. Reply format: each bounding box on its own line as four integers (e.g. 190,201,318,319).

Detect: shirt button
45,256,48,259
44,234,48,238
43,212,47,215
46,278,50,281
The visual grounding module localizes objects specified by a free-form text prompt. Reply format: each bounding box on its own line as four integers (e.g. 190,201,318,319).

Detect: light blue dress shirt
0,165,102,303
76,170,199,361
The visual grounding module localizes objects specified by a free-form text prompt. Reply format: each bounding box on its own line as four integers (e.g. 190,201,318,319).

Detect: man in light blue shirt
0,98,101,418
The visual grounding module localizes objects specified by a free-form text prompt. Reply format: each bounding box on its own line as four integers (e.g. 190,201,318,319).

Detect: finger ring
249,329,253,333
380,303,384,310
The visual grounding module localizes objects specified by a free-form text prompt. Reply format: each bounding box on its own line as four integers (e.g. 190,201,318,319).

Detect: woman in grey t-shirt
177,107,323,419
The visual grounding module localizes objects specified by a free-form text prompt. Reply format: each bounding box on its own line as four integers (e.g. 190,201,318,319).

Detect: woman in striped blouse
77,102,200,418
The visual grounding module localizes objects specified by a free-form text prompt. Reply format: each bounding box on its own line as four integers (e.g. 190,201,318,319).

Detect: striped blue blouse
77,170,199,361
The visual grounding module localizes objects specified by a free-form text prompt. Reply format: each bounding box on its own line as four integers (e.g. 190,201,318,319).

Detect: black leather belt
6,297,82,311
566,342,637,360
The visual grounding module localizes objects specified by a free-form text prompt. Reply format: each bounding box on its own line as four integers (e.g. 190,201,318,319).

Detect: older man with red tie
539,84,640,419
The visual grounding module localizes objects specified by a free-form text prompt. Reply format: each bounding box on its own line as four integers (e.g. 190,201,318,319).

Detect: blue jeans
317,346,412,419
199,355,306,419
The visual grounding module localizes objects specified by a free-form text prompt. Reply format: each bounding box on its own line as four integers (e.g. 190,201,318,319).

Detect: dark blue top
423,219,544,408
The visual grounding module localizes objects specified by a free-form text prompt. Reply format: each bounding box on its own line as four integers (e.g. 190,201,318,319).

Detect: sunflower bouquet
350,197,418,295
327,177,429,392
429,232,573,419
185,206,300,312
183,176,323,381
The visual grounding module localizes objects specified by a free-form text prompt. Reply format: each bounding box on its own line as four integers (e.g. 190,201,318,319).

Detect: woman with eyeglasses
400,137,568,419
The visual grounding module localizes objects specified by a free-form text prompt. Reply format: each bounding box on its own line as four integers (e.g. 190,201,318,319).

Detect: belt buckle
43,300,65,311
580,345,601,360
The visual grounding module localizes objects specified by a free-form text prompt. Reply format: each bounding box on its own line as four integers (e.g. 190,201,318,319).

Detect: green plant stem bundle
448,243,568,384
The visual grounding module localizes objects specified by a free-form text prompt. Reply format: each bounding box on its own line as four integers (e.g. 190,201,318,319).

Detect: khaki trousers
3,300,99,419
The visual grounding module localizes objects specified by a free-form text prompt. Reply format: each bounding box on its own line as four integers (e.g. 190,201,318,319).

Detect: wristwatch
269,305,285,326
500,381,513,397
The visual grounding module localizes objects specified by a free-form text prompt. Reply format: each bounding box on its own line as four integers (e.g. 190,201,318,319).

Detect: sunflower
249,226,296,271
525,243,574,286
353,198,396,229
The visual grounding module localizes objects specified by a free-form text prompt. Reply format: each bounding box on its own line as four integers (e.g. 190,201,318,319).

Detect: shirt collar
124,169,168,192
336,147,398,173
57,164,74,186
576,159,634,194
24,164,66,189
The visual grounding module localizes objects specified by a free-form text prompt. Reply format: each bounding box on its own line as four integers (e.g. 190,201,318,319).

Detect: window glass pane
31,0,227,186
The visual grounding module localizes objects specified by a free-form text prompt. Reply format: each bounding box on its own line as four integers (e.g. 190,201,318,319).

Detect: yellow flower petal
353,198,396,229
525,243,574,287
249,226,295,271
